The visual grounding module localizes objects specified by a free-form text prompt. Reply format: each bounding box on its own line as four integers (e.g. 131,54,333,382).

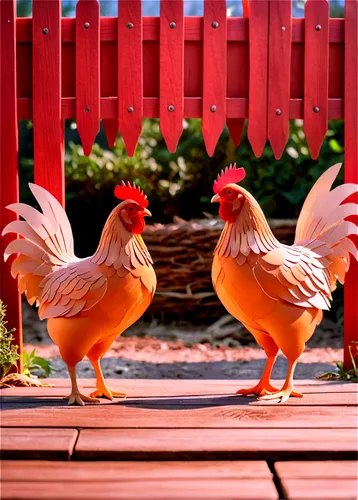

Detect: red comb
213,163,246,194
114,181,148,208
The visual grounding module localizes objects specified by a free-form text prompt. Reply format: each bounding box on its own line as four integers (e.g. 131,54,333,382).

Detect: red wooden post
76,0,100,156
267,0,292,159
202,0,227,157
304,0,329,160
32,0,64,206
226,0,247,148
344,0,358,369
118,0,143,157
0,0,22,371
160,0,184,153
246,0,269,157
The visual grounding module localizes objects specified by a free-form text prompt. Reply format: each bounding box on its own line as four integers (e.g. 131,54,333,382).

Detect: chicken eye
227,189,232,195
128,206,133,211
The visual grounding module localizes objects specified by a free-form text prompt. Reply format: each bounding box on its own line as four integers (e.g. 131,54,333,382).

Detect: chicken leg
236,355,280,396
259,359,303,403
64,365,100,406
236,328,280,396
89,358,126,400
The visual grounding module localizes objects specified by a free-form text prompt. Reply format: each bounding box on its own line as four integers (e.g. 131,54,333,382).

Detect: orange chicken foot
89,359,126,400
236,355,280,396
259,360,303,403
64,366,100,406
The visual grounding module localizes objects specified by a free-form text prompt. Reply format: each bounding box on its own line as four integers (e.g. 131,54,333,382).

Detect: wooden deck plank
2,379,356,396
75,428,357,460
2,392,357,407
0,428,78,460
0,460,272,481
1,405,356,429
280,479,357,500
274,460,358,479
0,478,278,499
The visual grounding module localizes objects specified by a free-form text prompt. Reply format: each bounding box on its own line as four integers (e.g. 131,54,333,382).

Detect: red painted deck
1,379,357,499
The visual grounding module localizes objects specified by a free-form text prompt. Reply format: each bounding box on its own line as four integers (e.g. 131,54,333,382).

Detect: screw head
313,106,320,113
210,105,217,112
85,107,90,112
281,26,286,31
169,22,176,29
315,24,322,31
276,108,281,116
127,106,134,113
84,22,90,29
127,22,134,29
212,21,219,29
168,105,175,112
42,28,49,35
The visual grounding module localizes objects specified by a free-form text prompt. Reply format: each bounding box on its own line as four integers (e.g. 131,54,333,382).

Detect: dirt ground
23,303,344,380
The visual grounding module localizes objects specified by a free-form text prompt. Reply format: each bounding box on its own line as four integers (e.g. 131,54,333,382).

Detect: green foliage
64,118,344,220
318,342,358,383
0,301,20,378
22,349,55,379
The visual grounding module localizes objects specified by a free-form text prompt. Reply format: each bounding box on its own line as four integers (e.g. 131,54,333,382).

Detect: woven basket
143,217,297,323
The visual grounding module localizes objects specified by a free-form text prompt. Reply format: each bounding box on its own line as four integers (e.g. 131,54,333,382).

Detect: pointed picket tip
162,132,181,154
270,143,286,160
203,132,219,157
306,139,323,161
103,119,119,149
227,119,245,147
248,134,267,158
203,120,225,158
123,138,139,157
268,131,288,160
78,127,99,157
160,119,183,154
121,127,142,158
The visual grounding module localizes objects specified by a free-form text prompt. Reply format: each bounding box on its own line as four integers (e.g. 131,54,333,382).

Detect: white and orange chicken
3,182,156,405
211,163,357,402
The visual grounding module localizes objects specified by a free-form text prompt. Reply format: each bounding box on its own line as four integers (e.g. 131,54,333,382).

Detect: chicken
3,182,156,405
211,163,357,402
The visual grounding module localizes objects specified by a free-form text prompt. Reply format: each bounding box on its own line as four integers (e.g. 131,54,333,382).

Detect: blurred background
16,0,345,379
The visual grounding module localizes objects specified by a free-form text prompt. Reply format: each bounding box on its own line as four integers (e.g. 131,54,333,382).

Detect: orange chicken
211,163,357,402
3,182,156,405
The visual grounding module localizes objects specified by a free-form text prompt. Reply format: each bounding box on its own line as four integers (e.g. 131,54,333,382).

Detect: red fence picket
202,0,227,157
304,0,329,160
246,0,269,157
118,0,143,157
32,0,64,206
226,0,248,148
344,0,358,369
0,0,22,371
0,1,356,369
160,0,184,154
267,0,292,160
76,0,100,156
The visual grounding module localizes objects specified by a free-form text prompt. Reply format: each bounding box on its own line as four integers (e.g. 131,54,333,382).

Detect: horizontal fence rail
0,0,357,371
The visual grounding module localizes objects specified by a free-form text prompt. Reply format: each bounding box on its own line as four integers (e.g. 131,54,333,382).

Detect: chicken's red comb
213,163,246,194
114,181,148,208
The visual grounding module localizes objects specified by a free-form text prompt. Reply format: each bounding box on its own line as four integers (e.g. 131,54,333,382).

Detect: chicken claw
64,392,100,406
90,386,126,401
258,389,303,403
236,383,280,397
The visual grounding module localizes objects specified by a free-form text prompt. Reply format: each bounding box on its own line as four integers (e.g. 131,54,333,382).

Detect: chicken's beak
142,208,152,217
211,194,220,203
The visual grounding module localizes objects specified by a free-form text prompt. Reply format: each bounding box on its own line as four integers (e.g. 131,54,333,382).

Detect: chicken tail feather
2,184,77,306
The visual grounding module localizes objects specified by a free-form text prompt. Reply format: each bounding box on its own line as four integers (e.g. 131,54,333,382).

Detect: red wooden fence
0,0,357,370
